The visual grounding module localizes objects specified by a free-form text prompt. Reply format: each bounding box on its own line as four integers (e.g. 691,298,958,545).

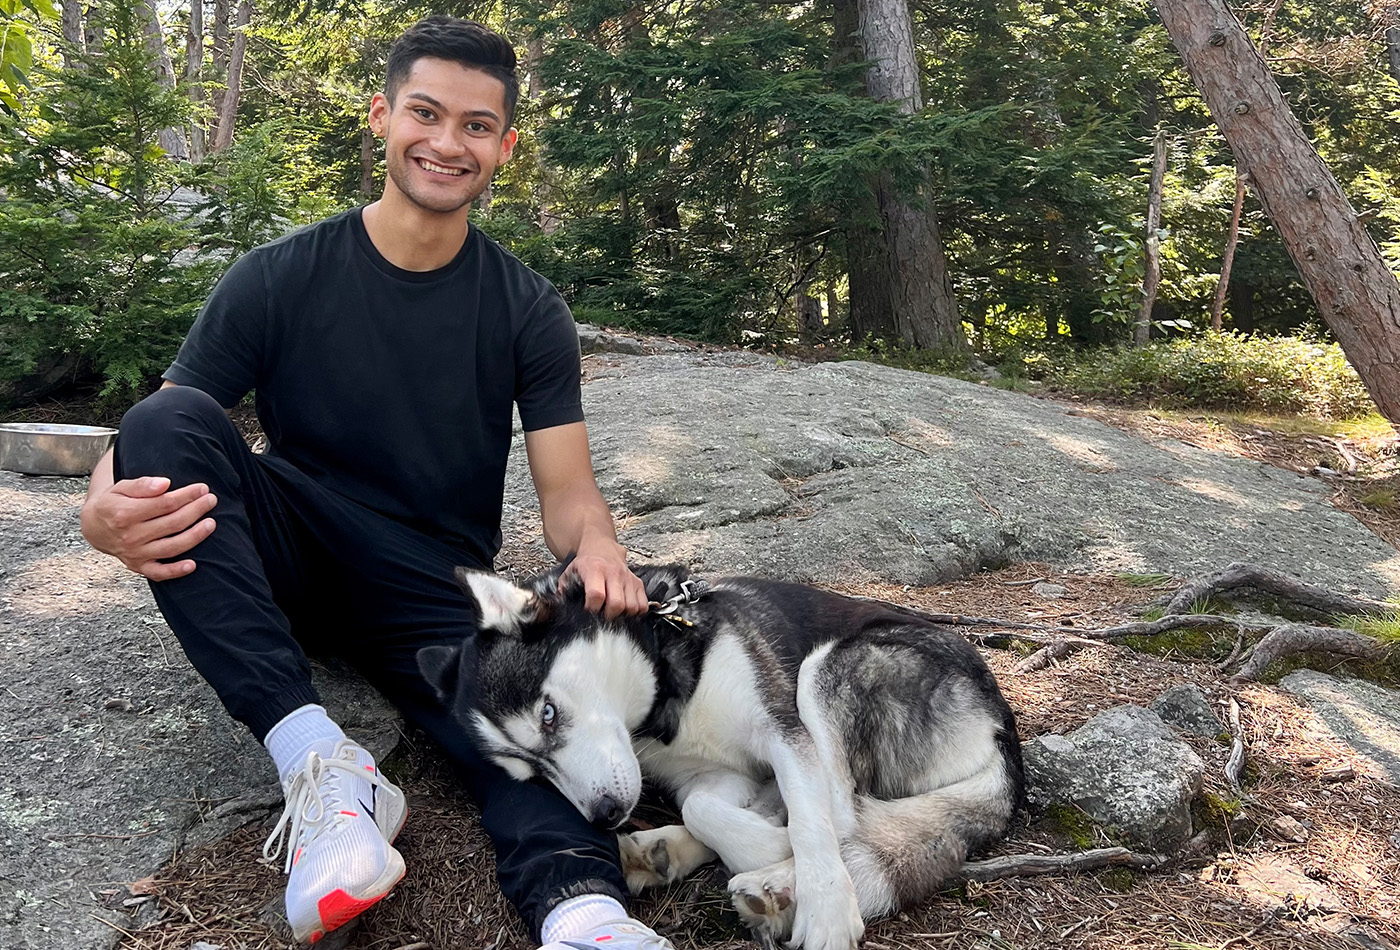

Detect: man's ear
454,567,539,634
417,644,461,700
368,91,390,137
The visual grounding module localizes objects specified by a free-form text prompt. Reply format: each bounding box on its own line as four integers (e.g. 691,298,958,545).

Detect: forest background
0,0,1398,421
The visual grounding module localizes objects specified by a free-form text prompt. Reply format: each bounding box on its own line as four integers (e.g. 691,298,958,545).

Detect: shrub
1045,331,1374,419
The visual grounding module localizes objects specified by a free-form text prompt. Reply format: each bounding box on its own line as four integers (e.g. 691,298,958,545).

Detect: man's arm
524,421,646,619
80,381,219,580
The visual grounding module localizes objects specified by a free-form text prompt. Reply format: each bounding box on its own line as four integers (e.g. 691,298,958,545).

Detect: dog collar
648,578,710,627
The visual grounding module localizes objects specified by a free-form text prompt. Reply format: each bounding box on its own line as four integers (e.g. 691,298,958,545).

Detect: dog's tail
840,755,1019,918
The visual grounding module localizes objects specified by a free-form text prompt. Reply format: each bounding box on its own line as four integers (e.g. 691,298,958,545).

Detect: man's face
369,57,518,215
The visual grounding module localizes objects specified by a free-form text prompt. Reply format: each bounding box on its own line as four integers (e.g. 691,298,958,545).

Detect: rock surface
1150,683,1225,738
506,352,1400,595
1022,705,1205,849
1278,670,1400,783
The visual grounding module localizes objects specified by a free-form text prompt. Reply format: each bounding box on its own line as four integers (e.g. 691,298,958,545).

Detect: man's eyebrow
402,92,500,122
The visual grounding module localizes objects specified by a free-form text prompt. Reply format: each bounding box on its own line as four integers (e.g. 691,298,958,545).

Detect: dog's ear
454,567,541,635
640,563,692,604
417,644,462,700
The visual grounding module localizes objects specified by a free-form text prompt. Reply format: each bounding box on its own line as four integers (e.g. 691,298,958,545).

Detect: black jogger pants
112,385,627,937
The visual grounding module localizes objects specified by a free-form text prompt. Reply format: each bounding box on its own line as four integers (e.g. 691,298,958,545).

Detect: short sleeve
163,250,268,407
514,287,584,432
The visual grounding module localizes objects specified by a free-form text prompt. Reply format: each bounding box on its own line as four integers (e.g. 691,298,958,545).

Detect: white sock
541,895,630,944
263,704,346,785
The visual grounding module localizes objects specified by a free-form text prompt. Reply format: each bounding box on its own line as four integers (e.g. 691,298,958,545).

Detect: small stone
1031,582,1068,599
1267,815,1310,843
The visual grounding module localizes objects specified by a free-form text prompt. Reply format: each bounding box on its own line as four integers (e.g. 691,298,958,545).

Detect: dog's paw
728,861,797,944
619,826,715,894
787,879,863,950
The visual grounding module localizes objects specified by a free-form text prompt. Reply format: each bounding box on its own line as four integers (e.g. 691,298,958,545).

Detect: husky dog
418,564,1025,950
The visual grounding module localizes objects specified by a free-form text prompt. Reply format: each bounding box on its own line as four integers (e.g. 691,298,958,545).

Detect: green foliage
1046,332,1375,419
0,0,216,408
1338,609,1400,645
1117,572,1174,588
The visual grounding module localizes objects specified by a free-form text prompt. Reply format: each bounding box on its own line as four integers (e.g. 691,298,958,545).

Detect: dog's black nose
591,795,626,829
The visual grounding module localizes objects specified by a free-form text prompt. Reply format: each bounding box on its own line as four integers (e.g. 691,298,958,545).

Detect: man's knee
116,385,239,479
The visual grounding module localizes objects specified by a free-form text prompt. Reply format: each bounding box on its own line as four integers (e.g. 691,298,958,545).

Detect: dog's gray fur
420,564,1025,950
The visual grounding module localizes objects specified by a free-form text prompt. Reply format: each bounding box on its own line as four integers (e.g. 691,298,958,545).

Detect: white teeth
419,159,464,176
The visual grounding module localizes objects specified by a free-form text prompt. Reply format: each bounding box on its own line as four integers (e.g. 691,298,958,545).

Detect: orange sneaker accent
316,875,403,934
309,929,323,944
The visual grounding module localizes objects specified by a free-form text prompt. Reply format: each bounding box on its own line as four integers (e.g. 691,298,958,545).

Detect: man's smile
416,158,466,176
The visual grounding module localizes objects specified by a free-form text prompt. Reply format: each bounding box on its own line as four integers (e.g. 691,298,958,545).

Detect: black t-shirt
165,207,584,566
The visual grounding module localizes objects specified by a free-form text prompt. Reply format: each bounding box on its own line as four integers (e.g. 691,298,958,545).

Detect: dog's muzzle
590,794,628,830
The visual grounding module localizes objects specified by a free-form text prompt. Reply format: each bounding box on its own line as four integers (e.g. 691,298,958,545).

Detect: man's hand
564,538,648,620
80,476,218,581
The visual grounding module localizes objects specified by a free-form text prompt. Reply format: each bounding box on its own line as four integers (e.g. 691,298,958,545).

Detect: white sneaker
261,739,408,943
542,916,675,950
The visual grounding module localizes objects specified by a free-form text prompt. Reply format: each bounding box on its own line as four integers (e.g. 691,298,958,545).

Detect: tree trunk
60,1,83,65
137,0,189,160
1388,22,1400,86
186,0,206,162
211,0,252,153
209,0,230,146
1134,129,1167,346
1230,278,1255,332
359,126,375,197
825,286,842,334
527,37,562,236
837,0,964,352
1155,0,1400,425
83,4,104,56
1211,171,1248,331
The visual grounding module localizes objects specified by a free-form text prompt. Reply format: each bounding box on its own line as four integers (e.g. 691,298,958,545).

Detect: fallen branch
1233,622,1388,681
1162,562,1388,618
1012,637,1105,673
954,846,1166,882
1086,614,1272,641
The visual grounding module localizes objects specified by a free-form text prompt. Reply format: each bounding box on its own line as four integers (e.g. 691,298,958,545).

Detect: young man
80,16,670,948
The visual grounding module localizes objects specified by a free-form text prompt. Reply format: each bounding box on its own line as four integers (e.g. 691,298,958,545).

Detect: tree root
954,846,1166,883
918,562,1393,682
1161,561,1389,618
1233,622,1388,681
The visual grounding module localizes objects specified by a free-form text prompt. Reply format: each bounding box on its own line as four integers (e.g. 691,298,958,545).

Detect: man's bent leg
114,386,319,734
114,386,406,941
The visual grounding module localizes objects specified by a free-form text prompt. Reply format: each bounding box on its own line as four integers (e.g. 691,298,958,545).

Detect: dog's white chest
638,634,772,780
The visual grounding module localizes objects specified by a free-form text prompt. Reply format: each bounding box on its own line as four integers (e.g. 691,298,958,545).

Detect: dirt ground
104,561,1400,950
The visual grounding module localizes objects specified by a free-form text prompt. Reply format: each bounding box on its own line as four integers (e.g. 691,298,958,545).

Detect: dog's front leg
618,825,716,893
759,739,863,950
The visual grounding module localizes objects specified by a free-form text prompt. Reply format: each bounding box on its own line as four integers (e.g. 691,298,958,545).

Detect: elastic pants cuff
532,878,628,943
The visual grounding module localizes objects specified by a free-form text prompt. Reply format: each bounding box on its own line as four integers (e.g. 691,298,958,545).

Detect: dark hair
385,16,519,128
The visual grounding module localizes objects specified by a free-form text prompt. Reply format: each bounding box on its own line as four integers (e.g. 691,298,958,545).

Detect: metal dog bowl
0,423,118,476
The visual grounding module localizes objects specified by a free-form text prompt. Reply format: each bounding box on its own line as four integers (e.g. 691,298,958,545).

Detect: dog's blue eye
541,702,556,728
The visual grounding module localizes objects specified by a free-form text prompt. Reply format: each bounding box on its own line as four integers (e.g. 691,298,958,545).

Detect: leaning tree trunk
211,0,252,153
835,0,964,352
1155,0,1400,426
137,0,189,159
1211,171,1248,331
